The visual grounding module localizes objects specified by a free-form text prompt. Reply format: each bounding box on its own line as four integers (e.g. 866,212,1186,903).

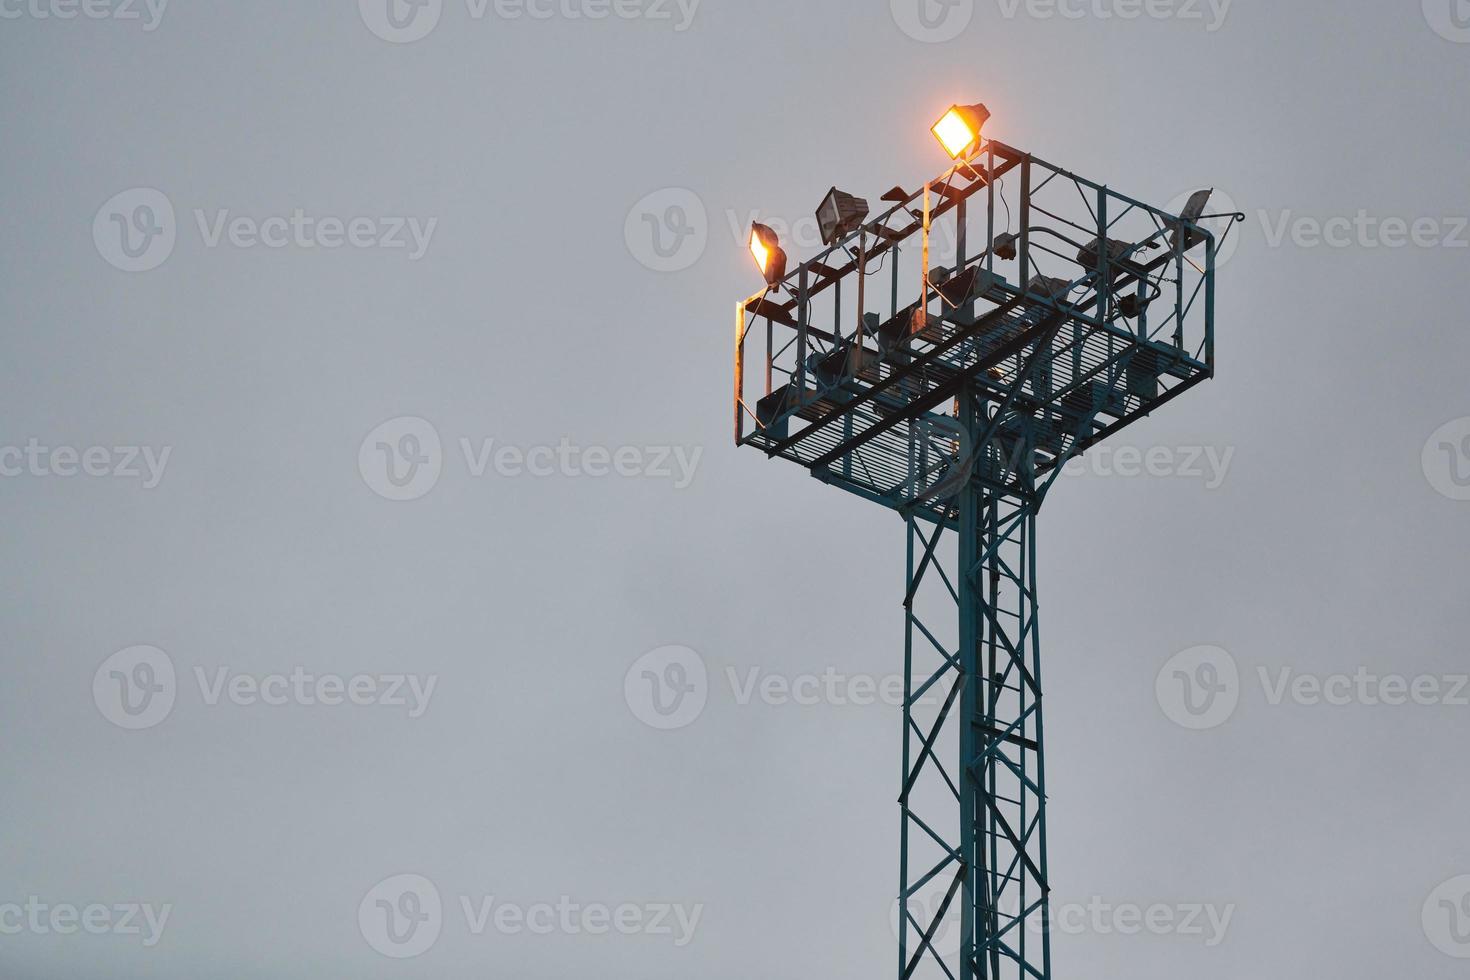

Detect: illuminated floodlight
749,222,787,286
932,102,991,159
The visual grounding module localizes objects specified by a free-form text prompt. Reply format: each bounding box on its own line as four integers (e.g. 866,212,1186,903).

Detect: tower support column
899,384,1051,980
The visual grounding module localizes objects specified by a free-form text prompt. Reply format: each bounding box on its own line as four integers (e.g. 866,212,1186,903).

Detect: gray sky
1,1,1469,977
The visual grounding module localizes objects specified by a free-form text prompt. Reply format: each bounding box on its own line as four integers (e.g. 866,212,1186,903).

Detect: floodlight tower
734,104,1239,980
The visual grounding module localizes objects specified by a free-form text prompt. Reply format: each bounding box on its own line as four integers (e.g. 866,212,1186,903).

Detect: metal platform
733,135,1229,980
736,140,1218,525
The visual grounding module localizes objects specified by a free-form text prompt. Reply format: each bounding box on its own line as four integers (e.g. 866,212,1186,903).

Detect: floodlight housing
816,187,870,246
1171,188,1215,251
749,222,787,287
932,103,991,159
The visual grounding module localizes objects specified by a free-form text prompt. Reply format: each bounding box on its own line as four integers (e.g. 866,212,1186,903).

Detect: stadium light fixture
1170,188,1215,252
816,187,870,246
749,222,787,287
932,103,991,160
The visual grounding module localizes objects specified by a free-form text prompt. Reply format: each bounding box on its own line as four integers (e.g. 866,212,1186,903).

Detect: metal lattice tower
734,132,1235,980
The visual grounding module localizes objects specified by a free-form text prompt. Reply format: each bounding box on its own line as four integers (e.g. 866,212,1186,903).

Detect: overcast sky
1,1,1468,978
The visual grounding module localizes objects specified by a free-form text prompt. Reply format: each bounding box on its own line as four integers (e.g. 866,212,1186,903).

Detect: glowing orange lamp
932,103,991,160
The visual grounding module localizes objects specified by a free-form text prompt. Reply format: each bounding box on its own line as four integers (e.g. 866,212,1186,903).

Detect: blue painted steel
734,139,1235,980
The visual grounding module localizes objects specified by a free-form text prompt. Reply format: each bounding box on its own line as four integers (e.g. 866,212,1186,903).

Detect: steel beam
900,378,1051,980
